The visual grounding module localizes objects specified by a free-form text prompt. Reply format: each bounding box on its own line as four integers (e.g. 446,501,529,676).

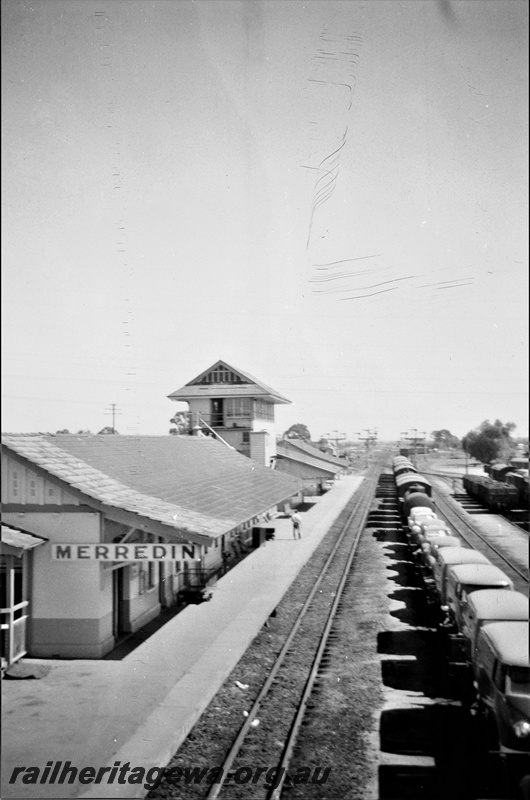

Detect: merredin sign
51,543,199,561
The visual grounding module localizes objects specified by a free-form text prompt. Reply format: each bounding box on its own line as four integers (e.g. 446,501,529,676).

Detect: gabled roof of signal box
2,434,303,545
167,360,291,404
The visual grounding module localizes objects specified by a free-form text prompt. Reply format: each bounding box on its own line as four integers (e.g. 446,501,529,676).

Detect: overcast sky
2,0,528,442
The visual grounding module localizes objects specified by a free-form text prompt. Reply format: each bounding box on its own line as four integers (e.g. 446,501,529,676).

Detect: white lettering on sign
51,543,198,561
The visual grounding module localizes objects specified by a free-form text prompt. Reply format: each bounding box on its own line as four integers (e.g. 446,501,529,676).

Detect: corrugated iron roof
2,435,303,543
278,438,346,468
276,444,339,475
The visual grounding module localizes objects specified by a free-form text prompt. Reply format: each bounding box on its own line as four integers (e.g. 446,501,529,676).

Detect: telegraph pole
323,431,346,453
104,403,122,433
356,429,377,466
412,428,419,465
401,429,426,467
355,433,370,466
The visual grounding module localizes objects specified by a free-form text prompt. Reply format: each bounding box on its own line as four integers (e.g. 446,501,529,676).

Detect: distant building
1,433,302,662
168,360,291,467
274,438,348,494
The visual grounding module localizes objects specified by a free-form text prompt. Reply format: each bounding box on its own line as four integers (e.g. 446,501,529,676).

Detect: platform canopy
1,524,47,558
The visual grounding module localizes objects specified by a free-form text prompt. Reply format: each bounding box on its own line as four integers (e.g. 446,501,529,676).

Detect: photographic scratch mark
436,282,475,290
339,287,398,301
315,254,382,268
305,27,362,252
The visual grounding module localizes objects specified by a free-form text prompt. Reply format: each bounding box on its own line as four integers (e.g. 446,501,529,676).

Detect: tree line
53,418,525,467
462,419,520,465
283,421,525,465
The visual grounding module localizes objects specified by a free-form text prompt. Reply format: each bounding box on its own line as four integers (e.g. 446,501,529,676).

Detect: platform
1,476,363,799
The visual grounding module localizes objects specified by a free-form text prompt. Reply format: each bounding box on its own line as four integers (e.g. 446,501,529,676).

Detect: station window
253,400,274,421
226,398,251,418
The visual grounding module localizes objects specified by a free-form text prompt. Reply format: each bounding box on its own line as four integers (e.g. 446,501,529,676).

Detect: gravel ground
284,520,388,800
147,480,390,800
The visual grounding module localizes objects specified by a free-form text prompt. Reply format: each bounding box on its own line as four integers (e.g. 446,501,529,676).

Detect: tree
55,429,70,434
462,419,517,464
283,423,311,442
98,426,118,435
169,412,189,436
431,429,460,450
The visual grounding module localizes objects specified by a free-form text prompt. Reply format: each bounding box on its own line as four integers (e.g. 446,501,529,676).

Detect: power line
354,429,378,465
323,430,346,448
104,403,123,431
3,373,171,387
1,393,168,410
400,429,427,464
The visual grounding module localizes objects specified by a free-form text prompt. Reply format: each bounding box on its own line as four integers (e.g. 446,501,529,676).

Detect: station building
275,437,348,494
1,433,303,664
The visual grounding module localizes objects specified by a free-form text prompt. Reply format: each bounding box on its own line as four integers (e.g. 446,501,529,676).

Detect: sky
2,0,528,443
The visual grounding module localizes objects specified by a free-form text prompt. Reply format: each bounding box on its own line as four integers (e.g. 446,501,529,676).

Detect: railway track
147,465,526,800
147,465,385,800
203,466,381,800
430,483,529,594
425,469,529,534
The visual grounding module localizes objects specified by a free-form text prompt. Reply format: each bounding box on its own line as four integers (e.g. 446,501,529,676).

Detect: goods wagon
462,475,519,511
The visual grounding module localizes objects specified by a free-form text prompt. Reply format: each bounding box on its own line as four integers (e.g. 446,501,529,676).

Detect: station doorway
112,566,127,639
0,554,28,668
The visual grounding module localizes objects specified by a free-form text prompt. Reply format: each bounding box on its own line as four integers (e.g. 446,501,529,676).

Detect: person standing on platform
291,511,302,540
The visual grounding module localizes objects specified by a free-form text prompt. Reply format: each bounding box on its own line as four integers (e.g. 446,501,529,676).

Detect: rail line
377,469,527,800
431,484,529,591
424,469,528,535
205,465,381,800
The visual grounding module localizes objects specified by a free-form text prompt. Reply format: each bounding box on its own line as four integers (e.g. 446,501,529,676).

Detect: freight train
462,474,520,511
391,455,530,755
478,458,530,510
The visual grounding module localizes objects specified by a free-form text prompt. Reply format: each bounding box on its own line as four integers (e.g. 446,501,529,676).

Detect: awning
1,525,48,558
